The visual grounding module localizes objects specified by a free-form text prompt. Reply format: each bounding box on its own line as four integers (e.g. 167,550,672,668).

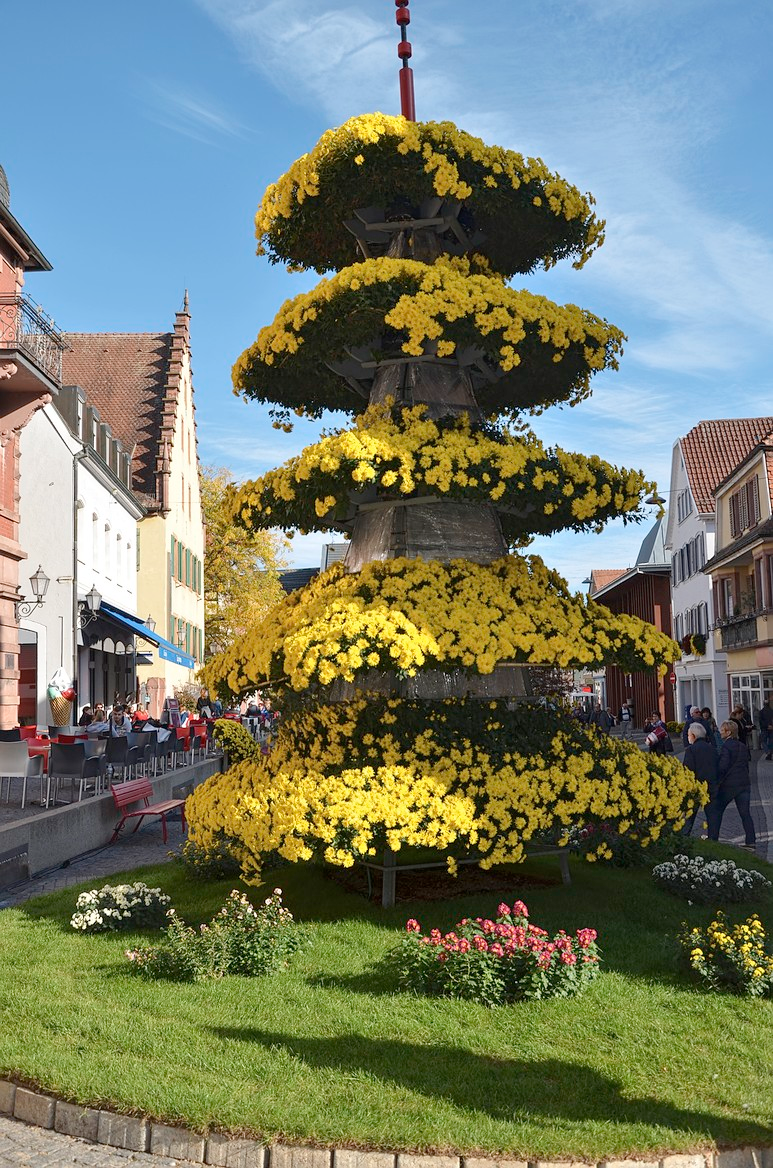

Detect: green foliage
562,823,694,868
125,889,302,982
173,834,243,880
666,720,684,733
212,718,260,764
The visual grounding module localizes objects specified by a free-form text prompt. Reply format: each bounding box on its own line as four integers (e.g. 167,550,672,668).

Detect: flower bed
233,257,624,420
679,912,773,995
125,888,301,982
231,403,652,542
654,854,772,903
254,113,604,276
390,900,600,1004
70,882,170,933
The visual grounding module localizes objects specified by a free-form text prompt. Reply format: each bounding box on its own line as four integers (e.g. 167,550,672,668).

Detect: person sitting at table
78,705,94,727
109,704,132,737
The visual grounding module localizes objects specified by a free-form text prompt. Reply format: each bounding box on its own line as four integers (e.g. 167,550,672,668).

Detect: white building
665,417,773,722
18,391,146,724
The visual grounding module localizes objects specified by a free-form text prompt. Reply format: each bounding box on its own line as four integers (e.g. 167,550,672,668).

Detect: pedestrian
701,706,722,750
759,694,773,760
729,704,752,747
681,722,717,836
683,705,711,748
196,687,213,718
77,705,93,727
708,720,756,849
590,702,613,734
618,699,634,739
644,710,672,753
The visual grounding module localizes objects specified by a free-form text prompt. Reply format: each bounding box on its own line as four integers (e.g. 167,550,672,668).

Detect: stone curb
1,1079,771,1168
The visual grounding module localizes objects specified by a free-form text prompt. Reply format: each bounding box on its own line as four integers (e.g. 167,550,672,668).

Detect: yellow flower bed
233,257,624,420
202,555,678,695
232,403,652,542
185,698,703,878
254,113,605,276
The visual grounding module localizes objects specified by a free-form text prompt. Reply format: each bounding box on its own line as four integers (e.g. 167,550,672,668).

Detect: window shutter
748,477,760,527
730,492,740,538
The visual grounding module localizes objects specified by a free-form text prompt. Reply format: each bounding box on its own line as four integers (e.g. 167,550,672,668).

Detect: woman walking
708,721,756,849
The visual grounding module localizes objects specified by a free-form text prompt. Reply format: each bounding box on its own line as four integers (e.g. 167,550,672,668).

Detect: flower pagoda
188,2,701,892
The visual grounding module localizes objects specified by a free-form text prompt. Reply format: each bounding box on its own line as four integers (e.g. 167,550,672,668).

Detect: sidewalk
0,817,177,909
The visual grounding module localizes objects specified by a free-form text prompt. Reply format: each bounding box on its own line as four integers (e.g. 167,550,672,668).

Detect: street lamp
14,565,50,619
645,489,666,506
145,614,156,633
78,583,102,628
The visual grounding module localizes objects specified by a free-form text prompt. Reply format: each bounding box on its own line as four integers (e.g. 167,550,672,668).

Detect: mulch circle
326,862,559,903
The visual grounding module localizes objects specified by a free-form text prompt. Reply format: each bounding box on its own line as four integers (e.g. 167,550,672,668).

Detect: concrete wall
0,755,222,887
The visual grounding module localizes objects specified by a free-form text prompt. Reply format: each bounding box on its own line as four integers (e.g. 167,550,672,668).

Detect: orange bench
110,778,187,844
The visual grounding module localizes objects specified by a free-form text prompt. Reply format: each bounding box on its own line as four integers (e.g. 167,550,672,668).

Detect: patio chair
47,743,105,806
0,742,44,810
105,736,130,781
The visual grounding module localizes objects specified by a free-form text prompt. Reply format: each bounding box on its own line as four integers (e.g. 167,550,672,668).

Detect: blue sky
4,0,772,588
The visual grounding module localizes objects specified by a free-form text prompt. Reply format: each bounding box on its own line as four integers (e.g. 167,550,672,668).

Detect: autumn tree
200,465,287,660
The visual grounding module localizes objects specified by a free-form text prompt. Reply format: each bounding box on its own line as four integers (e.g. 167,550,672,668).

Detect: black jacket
760,703,773,732
717,738,751,796
683,738,719,796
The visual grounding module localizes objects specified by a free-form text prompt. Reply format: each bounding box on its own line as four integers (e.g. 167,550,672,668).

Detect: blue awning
99,603,195,670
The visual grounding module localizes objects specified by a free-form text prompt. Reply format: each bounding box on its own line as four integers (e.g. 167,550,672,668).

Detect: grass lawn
0,844,772,1160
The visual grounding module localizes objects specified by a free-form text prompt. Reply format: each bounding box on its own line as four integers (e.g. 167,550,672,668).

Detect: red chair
57,733,76,744
19,726,37,741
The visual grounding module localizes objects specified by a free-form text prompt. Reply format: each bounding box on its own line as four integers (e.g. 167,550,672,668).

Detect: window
677,489,693,524
730,477,760,538
104,524,111,578
170,536,177,580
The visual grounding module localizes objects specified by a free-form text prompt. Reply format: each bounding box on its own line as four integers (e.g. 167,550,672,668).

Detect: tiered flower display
189,112,702,877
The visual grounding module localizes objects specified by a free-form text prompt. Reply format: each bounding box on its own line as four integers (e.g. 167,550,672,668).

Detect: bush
212,718,260,765
653,854,771,904
563,822,693,867
389,900,600,1006
679,912,773,996
125,889,302,982
666,720,684,734
172,834,243,880
70,883,171,934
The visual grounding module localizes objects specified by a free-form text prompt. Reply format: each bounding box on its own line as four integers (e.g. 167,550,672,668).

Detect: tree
188,113,701,877
200,465,287,662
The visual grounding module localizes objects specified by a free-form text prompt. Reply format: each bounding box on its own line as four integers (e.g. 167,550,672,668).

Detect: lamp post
14,565,50,619
145,615,156,633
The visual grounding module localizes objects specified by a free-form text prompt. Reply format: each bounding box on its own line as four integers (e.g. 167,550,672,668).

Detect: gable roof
680,418,773,514
589,569,626,594
62,307,190,511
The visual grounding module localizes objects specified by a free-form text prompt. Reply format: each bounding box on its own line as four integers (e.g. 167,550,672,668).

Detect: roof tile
680,418,773,513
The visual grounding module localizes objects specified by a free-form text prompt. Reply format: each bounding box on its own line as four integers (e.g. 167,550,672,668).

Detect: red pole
395,1,416,120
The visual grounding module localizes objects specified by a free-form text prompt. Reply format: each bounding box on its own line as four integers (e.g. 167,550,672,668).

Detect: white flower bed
652,854,771,904
70,882,171,933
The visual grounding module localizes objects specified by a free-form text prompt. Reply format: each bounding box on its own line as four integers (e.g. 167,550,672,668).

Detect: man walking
618,699,634,739
760,694,773,760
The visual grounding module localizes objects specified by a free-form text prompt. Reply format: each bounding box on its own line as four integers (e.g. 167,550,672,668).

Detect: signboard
164,697,181,728
669,672,677,686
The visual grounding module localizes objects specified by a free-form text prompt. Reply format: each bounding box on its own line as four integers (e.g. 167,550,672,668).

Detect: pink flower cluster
404,901,599,973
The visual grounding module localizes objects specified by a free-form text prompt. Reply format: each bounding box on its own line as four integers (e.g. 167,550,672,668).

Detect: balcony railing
0,294,67,386
718,614,759,650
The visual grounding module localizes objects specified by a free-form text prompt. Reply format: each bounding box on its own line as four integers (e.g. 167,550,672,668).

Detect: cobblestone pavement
0,1115,185,1168
0,818,178,909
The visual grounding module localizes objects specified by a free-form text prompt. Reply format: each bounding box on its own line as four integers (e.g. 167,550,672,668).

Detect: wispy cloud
141,79,246,144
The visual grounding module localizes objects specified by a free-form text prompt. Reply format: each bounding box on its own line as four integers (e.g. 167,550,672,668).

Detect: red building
588,518,675,727
0,165,65,728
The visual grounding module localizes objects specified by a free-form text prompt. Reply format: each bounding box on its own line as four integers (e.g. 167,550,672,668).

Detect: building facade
588,518,674,726
704,429,773,720
0,164,67,727
665,419,773,723
63,301,204,716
